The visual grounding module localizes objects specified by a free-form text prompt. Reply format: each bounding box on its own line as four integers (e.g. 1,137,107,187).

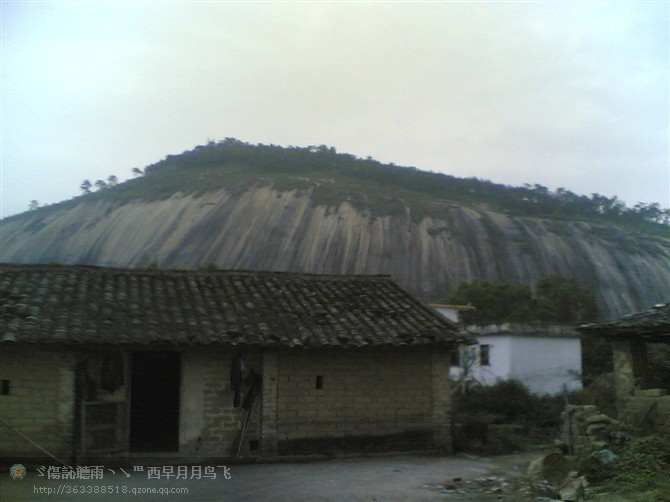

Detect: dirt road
2,450,545,501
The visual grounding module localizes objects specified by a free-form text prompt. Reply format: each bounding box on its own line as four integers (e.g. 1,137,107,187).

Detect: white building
432,305,582,395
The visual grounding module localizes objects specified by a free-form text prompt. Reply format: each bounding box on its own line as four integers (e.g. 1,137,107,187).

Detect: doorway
130,351,181,452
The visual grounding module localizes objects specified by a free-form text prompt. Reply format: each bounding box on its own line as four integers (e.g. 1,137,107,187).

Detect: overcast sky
1,1,668,218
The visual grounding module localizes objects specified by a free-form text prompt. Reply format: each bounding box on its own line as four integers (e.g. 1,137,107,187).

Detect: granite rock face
2,185,669,318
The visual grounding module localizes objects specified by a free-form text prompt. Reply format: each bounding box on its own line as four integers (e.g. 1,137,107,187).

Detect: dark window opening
315,375,324,389
1,379,9,395
480,345,491,366
249,440,259,451
450,349,460,366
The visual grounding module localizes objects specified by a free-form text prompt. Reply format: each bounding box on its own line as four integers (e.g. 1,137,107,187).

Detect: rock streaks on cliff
2,186,669,319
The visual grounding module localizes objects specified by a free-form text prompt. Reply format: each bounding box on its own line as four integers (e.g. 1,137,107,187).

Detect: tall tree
94,179,107,190
535,275,598,323
444,276,598,324
107,175,118,186
28,200,39,211
445,276,608,381
445,281,535,323
80,179,92,194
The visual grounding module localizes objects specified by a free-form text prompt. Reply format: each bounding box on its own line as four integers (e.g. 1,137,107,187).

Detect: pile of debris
527,452,589,501
429,474,534,499
428,452,590,501
559,405,629,454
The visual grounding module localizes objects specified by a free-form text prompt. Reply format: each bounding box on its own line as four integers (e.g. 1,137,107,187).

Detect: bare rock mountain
2,141,669,319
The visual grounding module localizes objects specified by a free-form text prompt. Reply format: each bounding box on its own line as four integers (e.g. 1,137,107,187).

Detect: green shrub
612,436,670,488
486,424,529,454
452,379,566,453
455,380,536,423
580,435,670,499
590,376,617,417
575,448,615,483
452,410,493,452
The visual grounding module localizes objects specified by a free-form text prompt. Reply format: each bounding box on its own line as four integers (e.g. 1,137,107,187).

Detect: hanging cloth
230,353,243,407
242,370,262,411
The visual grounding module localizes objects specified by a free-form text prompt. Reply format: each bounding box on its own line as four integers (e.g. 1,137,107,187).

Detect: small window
315,375,324,389
1,380,9,395
450,349,461,366
479,345,491,366
249,440,259,451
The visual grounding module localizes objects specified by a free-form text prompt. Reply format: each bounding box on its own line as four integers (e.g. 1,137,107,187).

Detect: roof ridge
0,263,392,280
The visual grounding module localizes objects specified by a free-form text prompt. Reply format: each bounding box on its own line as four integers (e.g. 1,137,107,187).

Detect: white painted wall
432,305,474,324
434,306,460,323
508,336,582,395
446,322,583,396
472,335,513,386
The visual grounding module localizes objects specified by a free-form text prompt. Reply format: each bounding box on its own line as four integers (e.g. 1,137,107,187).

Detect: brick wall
275,349,439,454
261,351,278,455
431,351,452,451
0,347,76,460
180,349,263,456
0,346,454,460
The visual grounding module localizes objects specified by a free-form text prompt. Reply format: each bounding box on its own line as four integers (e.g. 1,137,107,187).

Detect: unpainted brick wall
0,346,453,459
0,347,76,459
180,349,263,456
276,349,434,441
431,350,452,451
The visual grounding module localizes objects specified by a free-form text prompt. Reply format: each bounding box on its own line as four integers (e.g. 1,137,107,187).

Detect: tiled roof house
578,302,670,437
579,303,670,342
0,264,468,461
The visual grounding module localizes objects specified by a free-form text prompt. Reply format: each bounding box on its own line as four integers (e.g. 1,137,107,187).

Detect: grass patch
579,436,670,500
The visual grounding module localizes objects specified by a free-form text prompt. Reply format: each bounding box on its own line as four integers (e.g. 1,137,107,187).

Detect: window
0,380,9,395
315,375,324,389
450,349,460,366
479,345,491,366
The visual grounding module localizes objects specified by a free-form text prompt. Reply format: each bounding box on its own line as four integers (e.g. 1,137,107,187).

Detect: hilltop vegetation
4,139,669,318
14,138,670,236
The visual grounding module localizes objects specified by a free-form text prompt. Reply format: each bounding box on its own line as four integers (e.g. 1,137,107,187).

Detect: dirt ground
2,450,548,501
